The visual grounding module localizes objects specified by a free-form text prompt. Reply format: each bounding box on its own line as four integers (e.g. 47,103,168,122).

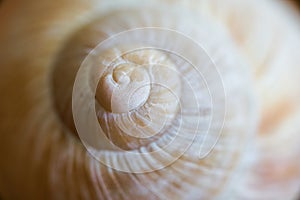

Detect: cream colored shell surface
0,0,300,200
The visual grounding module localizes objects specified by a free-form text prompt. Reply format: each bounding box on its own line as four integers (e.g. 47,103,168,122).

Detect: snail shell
0,0,300,200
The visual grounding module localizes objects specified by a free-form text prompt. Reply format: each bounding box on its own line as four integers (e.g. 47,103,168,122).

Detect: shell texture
0,0,300,200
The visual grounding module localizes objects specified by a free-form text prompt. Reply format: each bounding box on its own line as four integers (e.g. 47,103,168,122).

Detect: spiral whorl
52,5,255,197
96,61,151,114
